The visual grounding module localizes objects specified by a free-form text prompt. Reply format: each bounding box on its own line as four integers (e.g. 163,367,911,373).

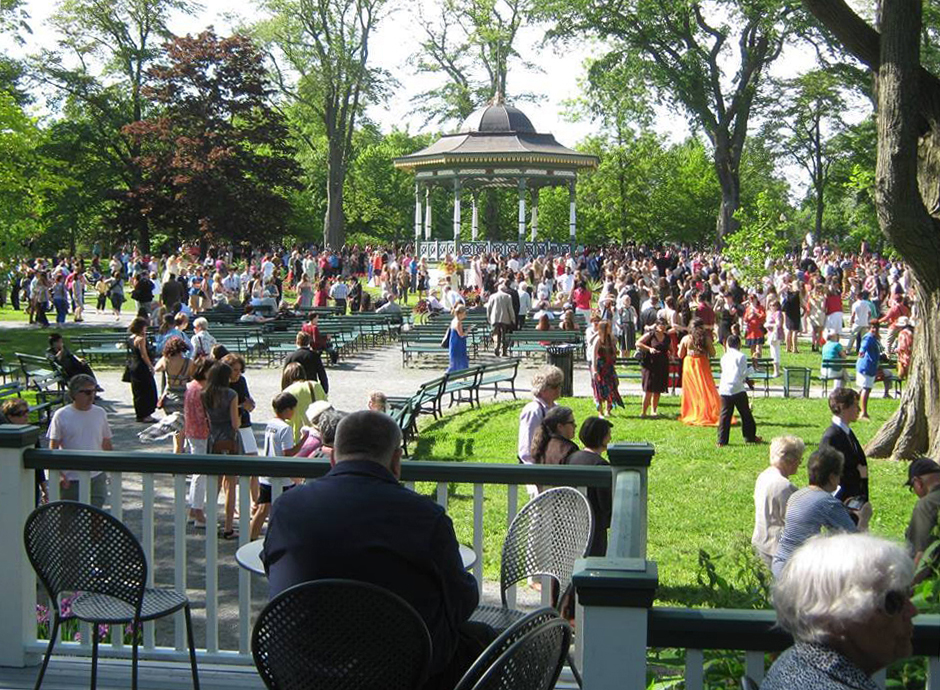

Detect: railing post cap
0,424,41,448
606,442,655,468
573,557,658,608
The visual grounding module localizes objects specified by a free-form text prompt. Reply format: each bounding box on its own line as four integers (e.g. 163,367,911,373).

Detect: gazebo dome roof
459,103,537,134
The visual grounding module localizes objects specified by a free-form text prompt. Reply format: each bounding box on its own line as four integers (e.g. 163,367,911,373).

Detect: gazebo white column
424,187,432,240
530,187,540,241
414,183,422,241
517,178,527,246
568,180,577,245
453,179,462,241
471,192,479,241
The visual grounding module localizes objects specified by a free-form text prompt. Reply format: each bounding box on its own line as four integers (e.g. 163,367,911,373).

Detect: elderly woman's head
773,533,916,674
769,435,805,477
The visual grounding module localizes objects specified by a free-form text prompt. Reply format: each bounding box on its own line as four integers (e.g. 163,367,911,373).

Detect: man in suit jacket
262,411,491,690
820,387,868,501
486,280,515,356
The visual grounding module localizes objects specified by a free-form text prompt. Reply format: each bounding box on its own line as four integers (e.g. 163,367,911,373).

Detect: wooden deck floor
0,658,579,689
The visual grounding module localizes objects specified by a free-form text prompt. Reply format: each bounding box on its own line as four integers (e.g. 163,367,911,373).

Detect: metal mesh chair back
453,608,559,690
470,618,572,690
251,579,432,690
23,501,147,615
499,487,593,604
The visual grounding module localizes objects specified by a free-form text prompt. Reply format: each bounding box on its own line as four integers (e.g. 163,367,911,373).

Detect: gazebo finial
490,91,504,105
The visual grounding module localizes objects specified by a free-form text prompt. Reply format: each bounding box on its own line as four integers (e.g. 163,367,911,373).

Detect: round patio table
236,540,477,575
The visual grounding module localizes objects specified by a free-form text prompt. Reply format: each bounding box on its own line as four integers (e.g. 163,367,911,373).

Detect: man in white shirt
558,267,575,296
717,334,762,447
517,366,564,499
848,290,874,354
751,436,804,567
329,279,349,312
442,285,463,312
261,255,275,281
47,374,113,507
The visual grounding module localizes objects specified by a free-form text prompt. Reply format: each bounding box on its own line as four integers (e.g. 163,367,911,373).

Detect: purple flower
35,604,50,625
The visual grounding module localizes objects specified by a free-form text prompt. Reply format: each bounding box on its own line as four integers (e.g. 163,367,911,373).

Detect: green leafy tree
344,126,436,243
409,0,539,125
725,191,789,288
0,89,41,261
34,115,126,257
33,0,197,251
257,0,390,249
763,69,848,238
124,30,302,247
821,119,882,250
540,0,796,241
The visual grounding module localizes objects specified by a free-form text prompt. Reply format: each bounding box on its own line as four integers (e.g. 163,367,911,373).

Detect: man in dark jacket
820,387,868,501
283,331,328,393
263,411,492,690
160,273,186,312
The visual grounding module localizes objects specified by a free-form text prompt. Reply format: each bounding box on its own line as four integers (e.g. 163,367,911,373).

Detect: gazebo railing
418,240,582,261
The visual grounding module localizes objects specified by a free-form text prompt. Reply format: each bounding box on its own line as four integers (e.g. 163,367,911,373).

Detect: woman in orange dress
678,318,722,426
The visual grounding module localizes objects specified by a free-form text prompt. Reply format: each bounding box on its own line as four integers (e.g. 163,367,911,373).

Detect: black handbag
440,329,451,349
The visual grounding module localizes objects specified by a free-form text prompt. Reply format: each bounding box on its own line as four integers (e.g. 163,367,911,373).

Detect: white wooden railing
0,424,612,669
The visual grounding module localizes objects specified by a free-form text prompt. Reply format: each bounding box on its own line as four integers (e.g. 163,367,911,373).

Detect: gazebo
393,97,598,258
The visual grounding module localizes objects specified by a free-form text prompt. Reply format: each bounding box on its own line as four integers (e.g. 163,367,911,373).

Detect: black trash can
546,345,575,397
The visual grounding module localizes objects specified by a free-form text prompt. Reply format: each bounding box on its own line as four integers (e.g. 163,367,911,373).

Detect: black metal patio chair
454,608,559,690
251,579,431,690
469,486,592,686
466,618,572,690
23,501,200,690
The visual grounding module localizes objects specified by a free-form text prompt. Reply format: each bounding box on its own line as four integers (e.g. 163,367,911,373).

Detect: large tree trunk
324,142,346,249
856,0,940,459
713,145,741,243
866,282,940,458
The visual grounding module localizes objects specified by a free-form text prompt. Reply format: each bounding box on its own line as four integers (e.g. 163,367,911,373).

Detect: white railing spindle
684,649,704,690
745,650,765,684
237,475,252,655
472,484,484,591
173,473,186,652
142,472,155,650
205,474,219,654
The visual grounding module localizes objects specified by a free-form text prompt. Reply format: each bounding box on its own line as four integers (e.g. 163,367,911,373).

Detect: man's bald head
334,410,403,470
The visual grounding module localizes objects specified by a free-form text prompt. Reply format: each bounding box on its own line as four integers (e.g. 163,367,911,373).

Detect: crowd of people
1,238,934,690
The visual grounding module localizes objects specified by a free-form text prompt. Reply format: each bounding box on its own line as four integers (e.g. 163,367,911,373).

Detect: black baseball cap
906,457,940,486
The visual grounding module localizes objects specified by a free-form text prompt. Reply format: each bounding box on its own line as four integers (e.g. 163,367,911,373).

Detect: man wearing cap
47,373,112,508
905,457,940,580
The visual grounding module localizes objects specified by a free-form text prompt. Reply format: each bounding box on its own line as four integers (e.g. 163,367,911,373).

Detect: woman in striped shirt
772,445,872,578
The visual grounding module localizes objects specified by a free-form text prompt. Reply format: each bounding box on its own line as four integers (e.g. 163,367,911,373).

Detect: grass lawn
411,393,905,608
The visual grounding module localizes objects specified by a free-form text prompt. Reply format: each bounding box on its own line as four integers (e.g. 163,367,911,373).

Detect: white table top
236,540,477,576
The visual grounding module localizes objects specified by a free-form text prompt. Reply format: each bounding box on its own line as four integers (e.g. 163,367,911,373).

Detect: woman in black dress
127,316,158,422
636,317,671,418
782,284,803,353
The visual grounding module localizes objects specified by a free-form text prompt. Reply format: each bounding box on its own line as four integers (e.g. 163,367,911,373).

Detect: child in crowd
249,392,308,540
367,390,387,412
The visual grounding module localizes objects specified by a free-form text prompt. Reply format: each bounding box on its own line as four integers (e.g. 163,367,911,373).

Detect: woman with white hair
751,436,805,568
763,533,917,690
190,317,216,358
